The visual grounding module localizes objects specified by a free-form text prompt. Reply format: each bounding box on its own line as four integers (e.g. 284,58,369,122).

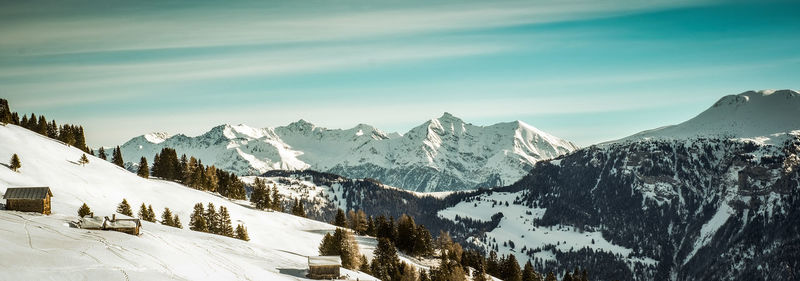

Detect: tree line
140,148,247,200
0,99,90,153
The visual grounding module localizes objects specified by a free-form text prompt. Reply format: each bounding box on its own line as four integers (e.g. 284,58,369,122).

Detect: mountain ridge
120,113,578,192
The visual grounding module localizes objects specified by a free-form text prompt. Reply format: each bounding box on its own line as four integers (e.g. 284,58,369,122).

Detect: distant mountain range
120,113,578,192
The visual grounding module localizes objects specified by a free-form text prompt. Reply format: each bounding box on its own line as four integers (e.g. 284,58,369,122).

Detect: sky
1,0,798,148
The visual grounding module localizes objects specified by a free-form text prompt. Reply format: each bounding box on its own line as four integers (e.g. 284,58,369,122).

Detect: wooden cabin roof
308,256,342,267
3,187,53,199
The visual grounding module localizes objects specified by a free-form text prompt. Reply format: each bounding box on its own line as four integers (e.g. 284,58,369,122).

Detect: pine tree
235,224,249,241
47,120,58,138
270,186,282,211
111,146,124,168
139,203,149,220
37,115,47,135
502,254,522,281
78,154,89,166
412,225,434,257
161,207,175,227
544,272,557,281
190,203,208,232
334,208,347,227
359,255,371,274
173,215,183,229
219,206,234,237
98,147,107,160
291,198,306,217
117,199,133,216
337,228,361,270
396,214,417,254
251,178,270,210
9,153,20,172
522,260,538,281
473,265,489,281
371,238,399,281
137,157,149,178
146,205,156,222
205,203,219,234
77,203,92,217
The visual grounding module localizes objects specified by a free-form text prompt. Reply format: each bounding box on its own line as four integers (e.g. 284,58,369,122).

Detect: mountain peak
616,89,800,143
437,112,463,122
144,132,171,144
286,119,315,131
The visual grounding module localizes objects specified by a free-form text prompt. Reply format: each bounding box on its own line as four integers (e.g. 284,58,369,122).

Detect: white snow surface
120,113,577,191
442,191,654,267
614,89,800,143
0,124,378,281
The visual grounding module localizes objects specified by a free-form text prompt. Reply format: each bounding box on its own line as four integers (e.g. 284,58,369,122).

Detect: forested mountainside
276,132,799,281
121,113,576,192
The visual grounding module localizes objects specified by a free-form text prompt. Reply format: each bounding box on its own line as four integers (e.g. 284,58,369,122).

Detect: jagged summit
121,115,577,192
616,89,800,143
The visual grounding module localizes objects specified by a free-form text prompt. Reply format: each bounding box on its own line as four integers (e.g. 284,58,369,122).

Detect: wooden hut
103,214,141,235
3,187,53,214
307,256,341,279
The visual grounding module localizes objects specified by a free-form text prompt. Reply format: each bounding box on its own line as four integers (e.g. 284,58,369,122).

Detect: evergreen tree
205,202,220,234
173,215,183,229
161,207,175,227
137,157,149,178
501,254,522,281
117,199,133,216
146,205,156,222
354,210,368,235
37,115,47,135
47,120,58,138
319,232,337,256
111,146,124,168
474,265,489,281
412,224,434,257
219,206,234,237
250,178,270,210
235,224,249,241
371,238,399,281
270,185,282,211
98,147,107,160
359,255,371,274
334,208,347,227
487,251,499,277
190,203,208,232
291,198,306,217
396,214,417,254
545,272,557,281
522,260,539,281
78,154,89,166
139,203,150,221
75,126,88,152
9,153,20,172
366,216,376,236
77,203,92,217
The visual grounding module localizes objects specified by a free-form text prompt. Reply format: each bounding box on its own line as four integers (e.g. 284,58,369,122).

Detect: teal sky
1,0,798,148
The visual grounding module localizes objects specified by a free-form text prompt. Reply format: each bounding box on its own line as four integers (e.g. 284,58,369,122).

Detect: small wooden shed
104,214,141,236
3,187,53,214
308,256,341,279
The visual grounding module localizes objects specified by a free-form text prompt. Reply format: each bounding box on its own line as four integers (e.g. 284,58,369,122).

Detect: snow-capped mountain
616,89,800,142
120,113,577,192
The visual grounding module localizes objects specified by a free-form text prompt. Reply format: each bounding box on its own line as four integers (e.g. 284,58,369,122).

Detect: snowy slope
0,124,378,280
120,113,577,192
616,89,800,142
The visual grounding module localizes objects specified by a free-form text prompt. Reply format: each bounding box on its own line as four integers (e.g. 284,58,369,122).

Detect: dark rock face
499,136,800,280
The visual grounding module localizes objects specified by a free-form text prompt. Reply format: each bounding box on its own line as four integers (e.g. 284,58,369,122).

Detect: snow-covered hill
616,89,800,142
120,113,577,192
0,124,378,280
